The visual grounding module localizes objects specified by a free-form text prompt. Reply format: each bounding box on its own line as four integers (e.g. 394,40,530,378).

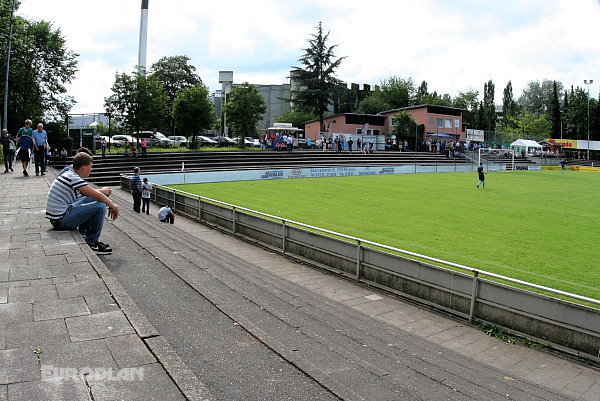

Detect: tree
150,55,202,135
0,0,78,133
391,111,416,138
172,84,214,148
501,112,551,141
549,81,562,138
453,89,479,128
501,81,518,128
518,79,562,116
290,22,345,133
104,69,168,143
275,107,317,130
225,83,266,146
482,80,496,131
356,89,390,114
415,81,428,105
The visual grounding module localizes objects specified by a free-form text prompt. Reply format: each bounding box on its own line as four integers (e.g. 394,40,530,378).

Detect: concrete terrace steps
51,151,469,187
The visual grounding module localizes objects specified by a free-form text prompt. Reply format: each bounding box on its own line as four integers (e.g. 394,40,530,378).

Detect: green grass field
173,170,600,301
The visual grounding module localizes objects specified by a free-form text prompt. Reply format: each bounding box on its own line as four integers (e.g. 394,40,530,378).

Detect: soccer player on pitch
476,162,486,188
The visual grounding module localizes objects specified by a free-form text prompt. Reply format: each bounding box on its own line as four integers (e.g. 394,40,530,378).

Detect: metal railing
121,175,599,309
121,174,600,358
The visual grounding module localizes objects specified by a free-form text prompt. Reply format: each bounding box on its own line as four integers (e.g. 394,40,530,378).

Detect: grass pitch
173,170,600,301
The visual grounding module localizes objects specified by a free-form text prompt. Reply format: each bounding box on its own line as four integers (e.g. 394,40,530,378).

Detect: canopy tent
510,139,542,156
267,127,302,131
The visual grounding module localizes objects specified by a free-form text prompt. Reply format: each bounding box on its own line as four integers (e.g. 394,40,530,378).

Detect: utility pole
2,0,17,130
584,79,593,160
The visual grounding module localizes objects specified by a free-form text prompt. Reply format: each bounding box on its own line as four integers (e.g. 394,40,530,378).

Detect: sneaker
97,241,110,248
23,170,28,176
9,167,13,172
89,242,112,255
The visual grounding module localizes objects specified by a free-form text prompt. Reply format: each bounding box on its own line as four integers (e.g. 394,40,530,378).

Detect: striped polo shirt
45,170,87,220
130,174,142,194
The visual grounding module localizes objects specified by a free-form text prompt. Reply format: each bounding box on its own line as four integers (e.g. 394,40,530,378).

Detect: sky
16,0,600,114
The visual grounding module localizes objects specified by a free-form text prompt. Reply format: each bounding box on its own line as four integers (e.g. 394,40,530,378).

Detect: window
445,119,452,128
437,118,443,129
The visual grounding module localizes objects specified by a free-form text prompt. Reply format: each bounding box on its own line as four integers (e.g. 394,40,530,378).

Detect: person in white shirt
141,177,152,215
158,205,175,224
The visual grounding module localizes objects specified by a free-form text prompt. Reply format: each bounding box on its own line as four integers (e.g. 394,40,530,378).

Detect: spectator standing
2,129,16,173
357,138,361,152
140,138,148,157
100,138,107,158
131,167,142,213
141,177,152,215
32,123,48,176
16,130,34,176
348,137,353,153
158,205,175,224
46,152,118,254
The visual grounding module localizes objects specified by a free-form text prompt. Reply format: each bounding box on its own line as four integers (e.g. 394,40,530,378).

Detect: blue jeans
57,197,107,244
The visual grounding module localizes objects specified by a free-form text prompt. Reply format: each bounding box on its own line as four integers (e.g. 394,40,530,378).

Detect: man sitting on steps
46,152,120,254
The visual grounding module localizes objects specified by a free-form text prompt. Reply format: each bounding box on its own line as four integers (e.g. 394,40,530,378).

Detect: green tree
379,76,415,108
290,22,345,133
275,107,317,129
415,81,428,105
452,89,479,128
172,84,214,148
391,111,416,138
501,81,518,128
150,55,202,135
483,80,496,131
356,89,390,113
225,83,266,147
549,81,562,138
502,112,551,141
104,69,168,143
518,79,563,117
0,0,78,133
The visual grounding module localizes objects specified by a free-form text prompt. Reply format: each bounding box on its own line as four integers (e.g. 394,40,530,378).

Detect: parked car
212,136,236,147
109,134,136,147
168,136,188,147
135,131,173,147
234,137,260,147
187,135,218,147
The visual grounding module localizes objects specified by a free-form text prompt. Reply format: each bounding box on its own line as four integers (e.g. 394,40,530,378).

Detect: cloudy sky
16,0,600,114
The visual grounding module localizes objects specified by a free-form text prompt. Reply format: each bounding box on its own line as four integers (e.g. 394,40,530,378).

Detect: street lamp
584,79,593,160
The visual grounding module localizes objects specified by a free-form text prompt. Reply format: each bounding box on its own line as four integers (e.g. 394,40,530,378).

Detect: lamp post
2,0,17,130
584,79,593,160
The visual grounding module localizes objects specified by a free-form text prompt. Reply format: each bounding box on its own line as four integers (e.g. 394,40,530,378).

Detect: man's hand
108,203,120,220
100,187,112,197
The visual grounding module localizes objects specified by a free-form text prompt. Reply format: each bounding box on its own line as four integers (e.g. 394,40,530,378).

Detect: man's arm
78,184,120,220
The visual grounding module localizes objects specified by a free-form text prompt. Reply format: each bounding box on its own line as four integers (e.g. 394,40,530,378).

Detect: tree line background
1,2,597,151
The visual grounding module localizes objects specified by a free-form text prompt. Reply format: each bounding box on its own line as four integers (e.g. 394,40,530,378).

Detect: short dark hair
73,152,93,169
133,167,140,173
76,147,92,156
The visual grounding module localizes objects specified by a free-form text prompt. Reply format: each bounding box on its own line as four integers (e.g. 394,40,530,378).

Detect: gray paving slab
83,294,120,314
8,265,53,281
105,334,156,368
0,301,32,325
55,277,108,299
39,339,118,375
0,385,5,401
87,363,185,401
65,310,135,342
5,318,70,349
33,297,91,321
8,376,91,401
0,347,39,384
49,262,94,278
8,283,58,303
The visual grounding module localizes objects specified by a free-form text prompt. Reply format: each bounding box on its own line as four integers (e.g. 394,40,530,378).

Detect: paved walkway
0,168,210,400
1,164,599,400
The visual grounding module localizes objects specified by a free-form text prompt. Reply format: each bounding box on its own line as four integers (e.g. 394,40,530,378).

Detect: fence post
469,271,479,323
198,197,203,222
282,220,287,254
232,206,236,234
172,190,176,209
356,239,362,281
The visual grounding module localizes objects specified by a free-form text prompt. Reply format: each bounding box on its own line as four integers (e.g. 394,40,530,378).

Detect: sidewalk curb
79,238,214,401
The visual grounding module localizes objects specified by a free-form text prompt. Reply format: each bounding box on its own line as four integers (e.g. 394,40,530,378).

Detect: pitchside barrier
121,172,600,361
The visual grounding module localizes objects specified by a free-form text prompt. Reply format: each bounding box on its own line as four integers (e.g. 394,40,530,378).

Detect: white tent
510,139,542,156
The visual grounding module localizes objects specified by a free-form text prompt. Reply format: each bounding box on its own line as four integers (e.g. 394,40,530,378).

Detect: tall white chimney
138,0,149,70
